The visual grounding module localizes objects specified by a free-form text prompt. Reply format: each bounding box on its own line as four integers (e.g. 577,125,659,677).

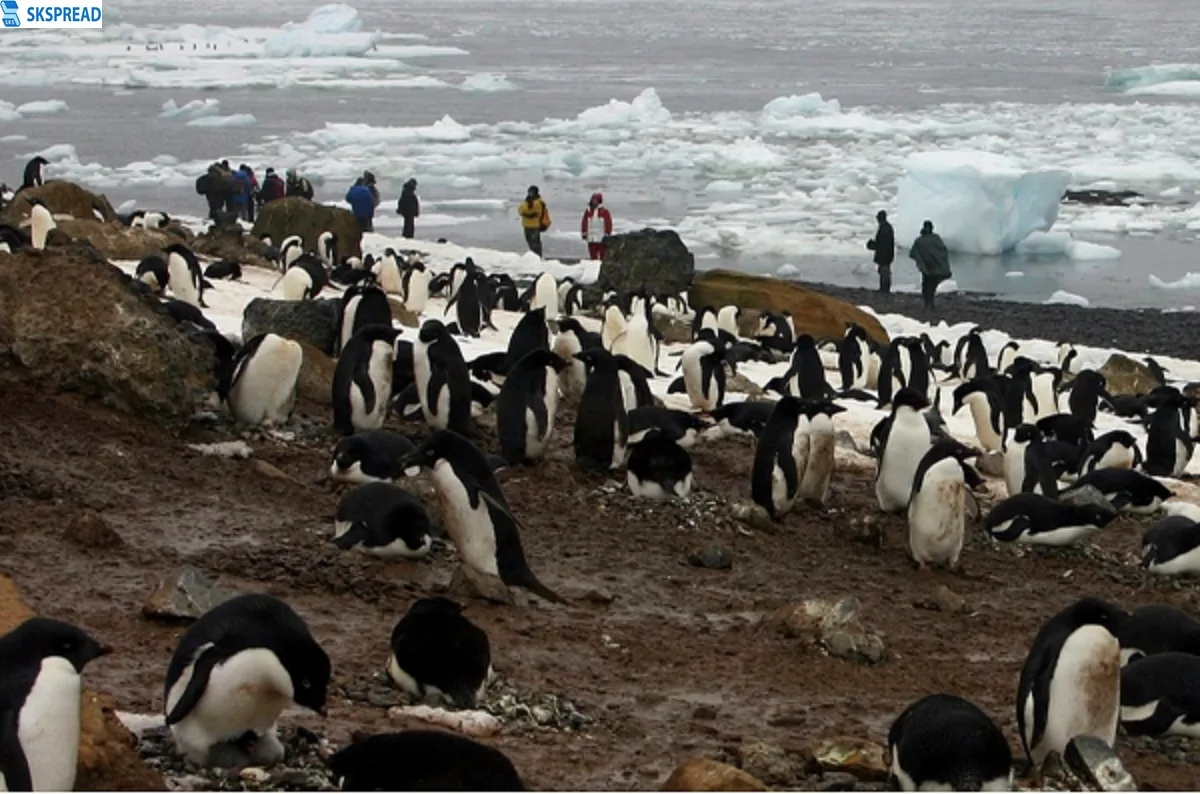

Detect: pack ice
895,150,1071,255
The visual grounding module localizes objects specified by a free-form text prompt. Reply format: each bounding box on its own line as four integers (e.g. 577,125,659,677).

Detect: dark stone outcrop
242,297,339,356
596,228,695,296
251,196,362,260
3,179,117,225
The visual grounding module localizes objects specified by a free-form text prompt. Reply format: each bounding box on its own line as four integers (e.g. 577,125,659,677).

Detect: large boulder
689,269,889,346
597,228,695,296
3,179,117,225
0,250,215,430
55,219,178,261
1099,354,1160,397
242,297,340,356
192,223,277,270
251,197,362,260
0,575,165,790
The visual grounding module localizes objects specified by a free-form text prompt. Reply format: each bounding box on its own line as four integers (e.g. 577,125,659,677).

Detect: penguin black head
557,317,589,339
522,348,568,373
573,347,612,368
418,319,448,344
0,618,111,674
406,595,466,619
402,429,473,472
1012,423,1040,444
1072,503,1119,529
279,637,331,716
1055,596,1130,635
803,399,847,419
28,197,48,209
892,388,928,412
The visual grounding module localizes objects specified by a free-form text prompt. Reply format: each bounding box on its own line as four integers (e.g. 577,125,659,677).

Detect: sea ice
160,98,222,121
1044,290,1090,307
262,3,382,58
459,73,517,92
186,114,257,128
895,150,1071,255
1014,231,1121,261
1150,273,1200,290
1106,64,1200,92
14,100,68,116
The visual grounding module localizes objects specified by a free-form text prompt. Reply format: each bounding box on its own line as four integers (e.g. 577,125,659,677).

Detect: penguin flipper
166,645,235,725
0,702,32,792
991,514,1032,543
332,522,369,551
352,353,377,417
476,490,567,606
527,390,549,440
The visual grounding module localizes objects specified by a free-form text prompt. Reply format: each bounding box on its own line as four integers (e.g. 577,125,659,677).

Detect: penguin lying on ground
329,731,525,791
887,693,1013,792
329,430,418,484
1120,652,1200,738
626,429,694,500
387,597,491,708
334,482,432,559
985,493,1117,547
1116,603,1200,666
1141,515,1200,576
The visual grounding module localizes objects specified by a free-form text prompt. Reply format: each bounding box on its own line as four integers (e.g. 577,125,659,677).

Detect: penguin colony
13,214,1200,791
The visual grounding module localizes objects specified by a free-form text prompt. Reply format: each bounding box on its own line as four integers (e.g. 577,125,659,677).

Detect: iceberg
1106,64,1200,93
262,4,382,58
895,151,1071,255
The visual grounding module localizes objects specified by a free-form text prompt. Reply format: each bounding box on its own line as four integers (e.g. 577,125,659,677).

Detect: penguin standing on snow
330,731,525,792
1003,424,1061,498
402,260,431,314
336,283,392,357
374,250,404,295
838,324,871,390
601,303,628,351
1144,391,1195,477
413,319,473,436
504,307,551,374
985,493,1117,547
953,328,990,381
278,253,329,302
626,429,694,500
317,230,338,269
875,388,932,514
553,317,600,404
329,430,417,484
887,694,1013,792
333,481,432,559
680,329,727,412
402,430,565,604
1016,597,1127,768
332,325,400,436
1068,370,1110,426
445,268,485,338
573,348,629,472
751,396,810,521
798,399,846,508
787,335,831,398
164,594,331,767
1120,652,1200,738
1117,604,1200,665
27,197,54,251
907,439,979,571
228,333,304,427
952,378,1006,453
165,243,205,309
0,618,111,792
496,349,566,464
1079,430,1142,475
387,597,492,708
1141,515,1200,576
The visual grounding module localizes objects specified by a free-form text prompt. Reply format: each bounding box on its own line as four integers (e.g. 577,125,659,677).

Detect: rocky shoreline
798,280,1200,362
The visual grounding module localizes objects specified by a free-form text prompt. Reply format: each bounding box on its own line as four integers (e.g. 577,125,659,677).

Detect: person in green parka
909,220,951,312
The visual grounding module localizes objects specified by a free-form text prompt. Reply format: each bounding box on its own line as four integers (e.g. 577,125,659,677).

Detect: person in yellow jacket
519,185,550,257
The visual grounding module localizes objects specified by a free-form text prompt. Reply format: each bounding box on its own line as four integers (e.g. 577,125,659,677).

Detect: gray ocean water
5,0,1200,308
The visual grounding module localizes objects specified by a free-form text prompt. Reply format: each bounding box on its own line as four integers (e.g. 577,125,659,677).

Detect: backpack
540,204,552,232
194,173,210,195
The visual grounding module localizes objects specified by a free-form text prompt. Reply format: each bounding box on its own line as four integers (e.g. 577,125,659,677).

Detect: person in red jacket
580,192,613,260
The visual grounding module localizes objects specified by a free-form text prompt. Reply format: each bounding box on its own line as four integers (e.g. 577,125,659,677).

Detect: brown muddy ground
1,383,1199,791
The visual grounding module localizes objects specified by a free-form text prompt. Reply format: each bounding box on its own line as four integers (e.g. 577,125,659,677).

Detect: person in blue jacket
230,165,253,221
345,177,375,233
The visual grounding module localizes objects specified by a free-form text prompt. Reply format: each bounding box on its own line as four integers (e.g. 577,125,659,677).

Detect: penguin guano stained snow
887,694,1013,792
403,430,564,604
334,481,432,560
163,594,330,768
387,596,492,708
0,618,110,792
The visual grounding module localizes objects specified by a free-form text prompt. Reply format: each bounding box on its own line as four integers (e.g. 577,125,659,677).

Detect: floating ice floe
1107,64,1200,94
1150,272,1200,290
459,72,517,92
186,113,257,128
262,3,382,58
1044,290,1090,307
160,98,222,121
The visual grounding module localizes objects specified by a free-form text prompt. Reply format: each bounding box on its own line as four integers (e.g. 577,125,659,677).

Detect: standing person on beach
397,178,419,239
346,177,376,233
519,186,550,257
259,168,286,205
909,220,951,312
580,192,613,261
364,171,381,209
865,210,895,293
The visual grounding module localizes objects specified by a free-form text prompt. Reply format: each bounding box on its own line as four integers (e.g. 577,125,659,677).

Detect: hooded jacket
397,182,419,218
909,229,951,279
346,183,376,220
581,196,613,243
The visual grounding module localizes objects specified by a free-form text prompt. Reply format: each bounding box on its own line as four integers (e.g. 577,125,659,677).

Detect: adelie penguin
1078,429,1141,475
522,271,559,316
628,406,708,449
337,283,393,357
751,396,810,521
203,259,242,281
27,197,54,251
798,399,846,508
1141,515,1200,576
163,594,330,767
402,430,565,605
444,267,486,338
627,429,694,500
165,243,205,309
709,400,776,439
1016,597,1127,769
401,260,431,314
413,319,473,436
907,439,979,571
1064,468,1172,515
330,430,418,484
277,253,329,302
504,307,551,375
573,348,629,472
952,378,1006,453
1117,603,1200,666
496,349,566,464
135,253,170,294
1068,370,1109,426
838,324,872,390
334,481,432,559
1143,390,1195,477
330,731,525,792
875,388,932,514
387,597,492,708
887,694,1013,792
0,618,111,792
1119,652,1200,739
786,334,831,399
680,329,726,411
1003,424,1061,499
553,318,601,404
985,493,1116,547
333,325,400,436
228,333,304,427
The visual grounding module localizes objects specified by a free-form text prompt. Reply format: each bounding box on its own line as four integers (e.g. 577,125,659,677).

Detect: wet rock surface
241,298,339,356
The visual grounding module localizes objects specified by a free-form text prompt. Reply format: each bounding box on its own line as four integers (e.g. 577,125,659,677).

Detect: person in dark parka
866,209,895,293
397,178,419,239
909,219,952,312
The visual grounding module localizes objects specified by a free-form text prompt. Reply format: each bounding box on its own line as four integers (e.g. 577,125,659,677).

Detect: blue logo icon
1,1,19,27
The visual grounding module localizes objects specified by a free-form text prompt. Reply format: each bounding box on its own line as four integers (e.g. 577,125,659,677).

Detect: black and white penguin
875,388,932,514
1116,604,1200,665
163,594,330,767
330,731,525,792
756,310,794,354
496,349,566,464
1144,391,1194,477
1016,597,1127,768
751,396,810,521
628,406,708,449
561,281,584,316
21,155,47,190
716,305,740,338
374,250,404,295
387,597,491,708
787,335,831,399
601,303,628,352
330,430,418,484
317,230,338,269
400,260,429,315
838,324,871,390
1065,468,1172,514
1003,424,1060,498
165,243,204,309
1067,370,1110,426
626,430,693,500
136,254,170,294
985,493,1117,547
690,306,718,341
1057,342,1080,377
1035,413,1093,453
334,481,432,559
552,317,601,404
413,319,473,436
227,333,304,427
612,302,658,374
1119,652,1200,738
445,268,485,338
488,273,521,311
1002,358,1039,426
0,618,111,792
1078,430,1141,476
907,439,978,570
613,354,655,412
505,307,551,375
996,340,1020,374
203,260,242,281
572,348,629,472
27,197,54,251
953,328,990,381
278,236,304,271
681,329,727,412
332,325,400,436
798,399,846,508
402,430,564,604
521,271,558,316
336,283,392,357
887,694,1013,792
1142,515,1200,576
278,253,328,302
952,378,1006,453
708,400,776,439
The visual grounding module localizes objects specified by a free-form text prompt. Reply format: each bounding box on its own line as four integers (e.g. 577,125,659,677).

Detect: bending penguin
163,594,330,767
887,693,1013,792
1141,515,1200,576
798,399,846,508
228,333,304,427
626,429,693,500
680,329,726,412
751,396,810,521
1116,603,1200,665
907,439,979,571
387,597,492,708
875,388,932,514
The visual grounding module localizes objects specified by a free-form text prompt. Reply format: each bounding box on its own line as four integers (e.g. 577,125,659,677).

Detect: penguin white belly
966,394,1002,452
405,271,430,314
799,423,835,505
278,269,311,302
907,458,965,568
865,353,881,390
876,417,930,513
524,400,554,460
1166,715,1200,738
385,654,449,702
1147,545,1200,576
681,348,709,411
770,463,793,516
532,278,558,316
1028,625,1119,764
601,311,626,352
351,345,393,431
1018,523,1099,547
30,207,54,251
623,321,656,373
230,337,303,426
431,461,499,575
1033,375,1058,419
1124,496,1163,516
1003,441,1029,497
377,261,403,295
617,371,639,413
17,657,81,793
1174,438,1192,476
627,472,665,500
553,336,585,402
329,460,373,485
167,260,200,307
167,647,293,766
339,296,363,350
1095,445,1134,472
611,419,628,469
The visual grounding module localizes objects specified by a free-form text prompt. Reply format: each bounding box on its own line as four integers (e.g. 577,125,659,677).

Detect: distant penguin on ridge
28,197,55,250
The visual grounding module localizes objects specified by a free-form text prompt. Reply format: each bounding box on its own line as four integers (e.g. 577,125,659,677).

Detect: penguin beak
96,644,114,658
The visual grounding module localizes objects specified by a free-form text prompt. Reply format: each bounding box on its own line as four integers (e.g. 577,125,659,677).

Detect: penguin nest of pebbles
589,480,739,534
479,676,592,732
135,726,336,792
